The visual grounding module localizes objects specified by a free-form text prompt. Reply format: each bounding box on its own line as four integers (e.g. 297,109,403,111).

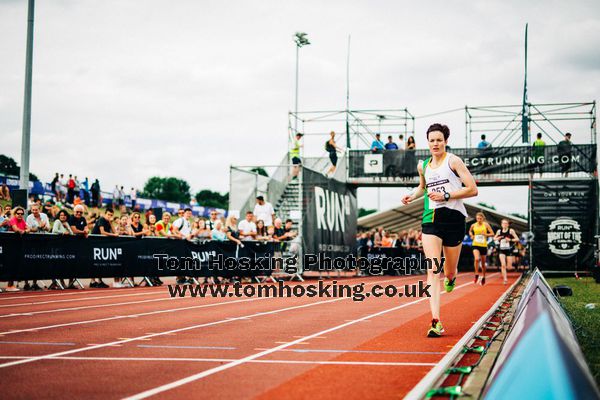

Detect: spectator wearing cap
557,132,572,177
371,133,385,152
384,135,398,150
238,211,257,241
253,196,275,228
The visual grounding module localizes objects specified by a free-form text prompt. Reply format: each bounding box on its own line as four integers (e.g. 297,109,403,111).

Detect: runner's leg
422,233,443,320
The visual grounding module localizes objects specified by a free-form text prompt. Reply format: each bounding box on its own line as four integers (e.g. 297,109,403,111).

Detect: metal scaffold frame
465,101,596,148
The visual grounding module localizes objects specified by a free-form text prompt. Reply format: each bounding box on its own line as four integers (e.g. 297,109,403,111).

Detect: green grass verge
546,277,600,386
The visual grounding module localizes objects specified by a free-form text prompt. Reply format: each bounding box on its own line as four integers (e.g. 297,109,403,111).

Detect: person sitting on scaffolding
290,132,303,180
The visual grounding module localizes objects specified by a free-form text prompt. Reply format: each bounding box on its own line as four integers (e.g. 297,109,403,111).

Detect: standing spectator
50,173,59,200
112,185,120,209
325,131,342,177
384,135,398,150
557,132,572,177
282,219,297,240
532,132,546,177
58,174,68,202
69,205,89,236
398,134,406,150
211,220,227,241
255,220,267,240
193,219,211,241
253,196,275,228
116,214,130,236
81,177,90,206
67,174,76,204
6,206,27,291
91,179,101,208
206,210,220,230
155,212,174,238
0,206,11,232
91,209,117,288
477,134,491,149
144,214,157,236
403,135,417,177
0,183,10,202
128,212,147,237
272,218,286,241
130,187,137,210
290,132,303,179
173,208,193,240
26,203,51,233
371,133,384,152
51,209,75,290
225,216,243,246
118,186,126,212
238,211,257,241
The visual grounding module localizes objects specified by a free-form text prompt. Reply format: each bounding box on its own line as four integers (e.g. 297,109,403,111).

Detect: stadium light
293,32,310,135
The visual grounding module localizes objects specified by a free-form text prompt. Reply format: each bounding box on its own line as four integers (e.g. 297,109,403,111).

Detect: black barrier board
349,144,597,178
0,233,274,280
530,180,597,271
302,168,357,266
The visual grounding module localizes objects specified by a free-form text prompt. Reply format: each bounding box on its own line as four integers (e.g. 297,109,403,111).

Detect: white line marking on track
0,355,437,367
124,278,477,399
137,345,236,350
0,341,76,346
0,290,168,309
253,348,446,355
0,287,165,301
0,276,408,369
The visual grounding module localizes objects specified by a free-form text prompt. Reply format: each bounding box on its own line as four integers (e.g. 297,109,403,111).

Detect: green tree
0,154,38,181
195,190,229,209
358,208,377,218
142,176,191,203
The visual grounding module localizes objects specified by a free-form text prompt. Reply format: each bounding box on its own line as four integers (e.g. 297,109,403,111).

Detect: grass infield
546,277,600,386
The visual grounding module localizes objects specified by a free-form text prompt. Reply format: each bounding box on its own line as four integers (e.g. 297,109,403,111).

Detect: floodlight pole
293,33,310,135
20,0,35,191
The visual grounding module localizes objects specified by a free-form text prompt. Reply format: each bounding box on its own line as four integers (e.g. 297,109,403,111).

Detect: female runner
468,212,494,285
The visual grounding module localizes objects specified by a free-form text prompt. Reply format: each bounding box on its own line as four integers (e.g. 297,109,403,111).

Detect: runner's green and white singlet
422,152,468,223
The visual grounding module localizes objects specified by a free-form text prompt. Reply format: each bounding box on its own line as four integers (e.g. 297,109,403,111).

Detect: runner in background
468,212,494,285
402,123,478,338
494,219,520,284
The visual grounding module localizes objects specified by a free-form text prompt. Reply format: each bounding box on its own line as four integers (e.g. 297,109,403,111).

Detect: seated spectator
225,216,243,246
173,208,193,240
0,183,10,201
52,210,73,235
384,135,398,150
26,204,51,233
371,133,385,152
238,211,257,241
211,220,227,241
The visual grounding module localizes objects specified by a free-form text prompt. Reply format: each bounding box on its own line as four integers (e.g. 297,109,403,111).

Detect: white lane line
0,290,168,309
254,348,446,355
137,345,236,350
0,341,76,346
124,279,477,400
0,355,437,367
0,276,408,369
0,287,165,301
0,297,272,336
0,275,412,336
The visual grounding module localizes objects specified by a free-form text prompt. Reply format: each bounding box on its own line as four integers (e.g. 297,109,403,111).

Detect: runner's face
502,220,509,229
427,131,446,156
476,215,483,223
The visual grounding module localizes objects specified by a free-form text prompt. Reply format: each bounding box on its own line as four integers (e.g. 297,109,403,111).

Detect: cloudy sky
1,0,598,215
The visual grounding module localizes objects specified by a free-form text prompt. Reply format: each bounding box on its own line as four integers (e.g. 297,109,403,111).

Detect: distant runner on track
469,212,494,285
402,123,478,337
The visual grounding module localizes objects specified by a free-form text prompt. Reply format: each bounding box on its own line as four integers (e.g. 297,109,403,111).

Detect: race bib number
475,234,485,244
500,239,510,250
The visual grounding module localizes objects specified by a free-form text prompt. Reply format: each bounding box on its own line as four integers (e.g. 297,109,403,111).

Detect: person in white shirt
238,211,257,241
172,208,193,240
253,196,275,228
26,204,51,233
398,134,406,150
130,187,137,209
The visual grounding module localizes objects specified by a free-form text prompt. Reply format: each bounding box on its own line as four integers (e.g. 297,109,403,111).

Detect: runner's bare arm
486,223,495,236
401,162,426,204
447,155,478,199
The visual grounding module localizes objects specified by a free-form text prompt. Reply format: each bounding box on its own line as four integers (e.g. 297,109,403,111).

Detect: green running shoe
427,320,445,337
444,277,456,293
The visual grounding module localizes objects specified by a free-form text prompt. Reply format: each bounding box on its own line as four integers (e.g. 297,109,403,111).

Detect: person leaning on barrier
50,210,75,290
211,220,227,241
128,212,147,237
238,211,257,241
69,204,89,236
4,207,27,292
89,208,117,289
255,219,267,240
144,214,157,236
557,132,572,177
172,208,193,240
155,212,175,238
26,203,51,234
225,216,243,246
0,206,11,232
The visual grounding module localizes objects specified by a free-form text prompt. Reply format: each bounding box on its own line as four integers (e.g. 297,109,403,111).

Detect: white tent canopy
358,198,528,234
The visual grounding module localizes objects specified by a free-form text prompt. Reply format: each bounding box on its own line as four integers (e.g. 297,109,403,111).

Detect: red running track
0,272,518,399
